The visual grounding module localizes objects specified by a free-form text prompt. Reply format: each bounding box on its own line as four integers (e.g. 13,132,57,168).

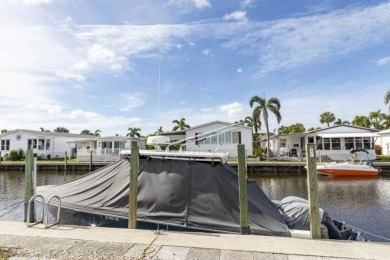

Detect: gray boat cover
38,157,290,236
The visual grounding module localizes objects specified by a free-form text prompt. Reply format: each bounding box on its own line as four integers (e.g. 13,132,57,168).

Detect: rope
135,228,166,260
0,200,24,218
343,222,390,242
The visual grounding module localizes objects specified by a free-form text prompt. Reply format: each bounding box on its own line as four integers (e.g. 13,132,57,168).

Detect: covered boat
316,149,380,176
37,151,290,237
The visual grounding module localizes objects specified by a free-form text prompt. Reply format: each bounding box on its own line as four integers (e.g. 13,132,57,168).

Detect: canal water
1,171,389,242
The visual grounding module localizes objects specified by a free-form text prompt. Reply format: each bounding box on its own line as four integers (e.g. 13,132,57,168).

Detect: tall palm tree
369,109,386,130
249,96,281,160
1,129,7,134
333,118,350,126
172,118,190,131
81,129,92,135
243,116,254,128
319,112,335,127
94,130,101,137
351,115,371,128
127,127,141,137
384,90,390,115
54,126,69,133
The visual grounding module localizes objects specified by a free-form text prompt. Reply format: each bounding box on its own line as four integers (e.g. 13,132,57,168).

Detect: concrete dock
0,221,389,260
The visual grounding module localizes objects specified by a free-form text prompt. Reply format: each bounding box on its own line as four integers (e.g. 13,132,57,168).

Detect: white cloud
86,44,128,72
188,42,196,47
375,56,390,66
201,49,211,56
192,0,211,9
237,68,243,73
241,0,254,9
120,93,145,111
70,109,103,120
17,0,52,5
25,103,62,115
55,71,86,81
219,102,244,119
167,0,211,9
224,11,247,22
201,107,213,112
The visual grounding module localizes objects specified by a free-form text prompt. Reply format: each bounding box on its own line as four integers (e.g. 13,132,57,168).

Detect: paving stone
220,250,254,260
124,243,161,259
153,246,190,260
287,256,323,260
66,240,107,254
96,242,134,257
254,252,288,260
185,248,220,260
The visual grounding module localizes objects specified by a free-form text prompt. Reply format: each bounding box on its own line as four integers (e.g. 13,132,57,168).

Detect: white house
185,121,253,157
68,136,145,161
376,129,390,155
270,125,379,160
0,129,92,159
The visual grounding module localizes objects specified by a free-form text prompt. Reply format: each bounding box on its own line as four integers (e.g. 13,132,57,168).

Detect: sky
0,0,389,136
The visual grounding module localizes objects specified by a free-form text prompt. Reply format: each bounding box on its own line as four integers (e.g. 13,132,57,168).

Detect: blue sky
0,0,389,136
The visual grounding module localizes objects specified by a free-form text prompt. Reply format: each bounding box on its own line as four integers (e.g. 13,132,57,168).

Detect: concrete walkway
0,221,389,260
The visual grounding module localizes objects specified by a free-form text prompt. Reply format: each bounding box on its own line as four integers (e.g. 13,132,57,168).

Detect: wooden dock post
24,150,34,222
128,146,139,229
237,144,249,234
64,151,67,173
305,143,321,239
89,150,93,172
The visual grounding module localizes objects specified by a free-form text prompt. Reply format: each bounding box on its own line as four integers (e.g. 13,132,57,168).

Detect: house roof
306,125,378,134
158,130,186,136
0,129,93,138
188,120,252,131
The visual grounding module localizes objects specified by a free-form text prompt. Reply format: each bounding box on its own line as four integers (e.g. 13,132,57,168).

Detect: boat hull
317,164,379,176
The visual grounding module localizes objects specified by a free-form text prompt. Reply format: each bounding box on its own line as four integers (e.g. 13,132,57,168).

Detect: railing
77,148,124,156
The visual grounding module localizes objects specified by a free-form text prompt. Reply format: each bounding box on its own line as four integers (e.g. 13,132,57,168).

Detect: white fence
76,148,124,162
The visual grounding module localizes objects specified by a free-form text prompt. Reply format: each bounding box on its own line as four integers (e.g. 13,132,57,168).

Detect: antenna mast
156,56,162,136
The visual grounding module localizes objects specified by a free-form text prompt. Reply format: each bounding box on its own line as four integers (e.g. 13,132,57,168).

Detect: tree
319,112,335,127
1,129,7,134
351,115,371,128
249,96,281,160
278,123,305,134
81,129,93,135
94,130,101,137
369,109,386,130
172,118,190,131
384,90,390,115
154,126,164,135
127,127,141,137
54,126,69,133
40,127,44,131
333,118,350,126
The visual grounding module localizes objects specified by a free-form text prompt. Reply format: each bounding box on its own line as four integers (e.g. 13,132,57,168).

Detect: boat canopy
316,133,379,138
38,157,289,237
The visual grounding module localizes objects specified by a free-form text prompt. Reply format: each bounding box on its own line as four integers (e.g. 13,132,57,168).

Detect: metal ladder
27,195,61,228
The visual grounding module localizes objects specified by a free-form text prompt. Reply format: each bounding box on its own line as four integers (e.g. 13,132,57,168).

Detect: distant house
376,129,390,155
68,136,145,162
0,129,92,159
270,125,379,160
185,121,253,157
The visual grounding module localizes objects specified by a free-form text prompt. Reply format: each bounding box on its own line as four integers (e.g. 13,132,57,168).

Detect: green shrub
252,147,263,159
7,149,25,161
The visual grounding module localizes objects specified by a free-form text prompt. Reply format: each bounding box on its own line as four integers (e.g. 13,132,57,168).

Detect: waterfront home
0,129,92,159
270,125,379,160
376,129,390,156
68,135,145,162
185,120,253,157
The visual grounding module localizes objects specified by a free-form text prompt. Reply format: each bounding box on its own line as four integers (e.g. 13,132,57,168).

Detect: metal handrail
27,195,45,227
44,195,61,228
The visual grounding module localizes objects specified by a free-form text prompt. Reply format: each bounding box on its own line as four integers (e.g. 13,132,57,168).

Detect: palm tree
243,116,254,128
319,112,335,127
249,96,281,160
351,115,371,128
1,129,7,134
333,118,350,126
154,126,164,135
369,109,386,130
80,129,92,135
40,127,44,131
94,130,101,137
384,90,390,115
127,127,141,137
54,126,69,133
172,118,190,131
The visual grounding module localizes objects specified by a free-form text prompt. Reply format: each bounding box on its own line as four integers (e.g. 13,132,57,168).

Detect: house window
331,138,341,150
38,139,45,150
225,132,232,144
280,139,286,148
27,139,37,149
323,138,331,150
101,142,112,148
45,139,51,150
232,132,240,144
316,137,323,150
345,138,354,150
363,137,371,149
355,138,363,149
1,140,10,151
218,133,225,144
131,141,137,147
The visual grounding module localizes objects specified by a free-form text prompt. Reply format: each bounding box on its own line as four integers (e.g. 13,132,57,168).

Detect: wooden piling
64,151,67,173
128,146,139,229
24,150,34,222
89,151,93,172
237,144,249,234
305,143,321,239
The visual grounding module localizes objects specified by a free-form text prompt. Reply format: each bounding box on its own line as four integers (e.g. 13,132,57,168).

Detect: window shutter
238,131,242,144
195,133,198,145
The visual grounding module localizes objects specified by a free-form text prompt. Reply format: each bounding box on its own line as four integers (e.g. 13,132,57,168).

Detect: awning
316,133,380,138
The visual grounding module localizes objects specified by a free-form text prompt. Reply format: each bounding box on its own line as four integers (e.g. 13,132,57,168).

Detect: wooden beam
24,150,34,222
237,144,249,234
305,143,321,239
128,146,139,229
